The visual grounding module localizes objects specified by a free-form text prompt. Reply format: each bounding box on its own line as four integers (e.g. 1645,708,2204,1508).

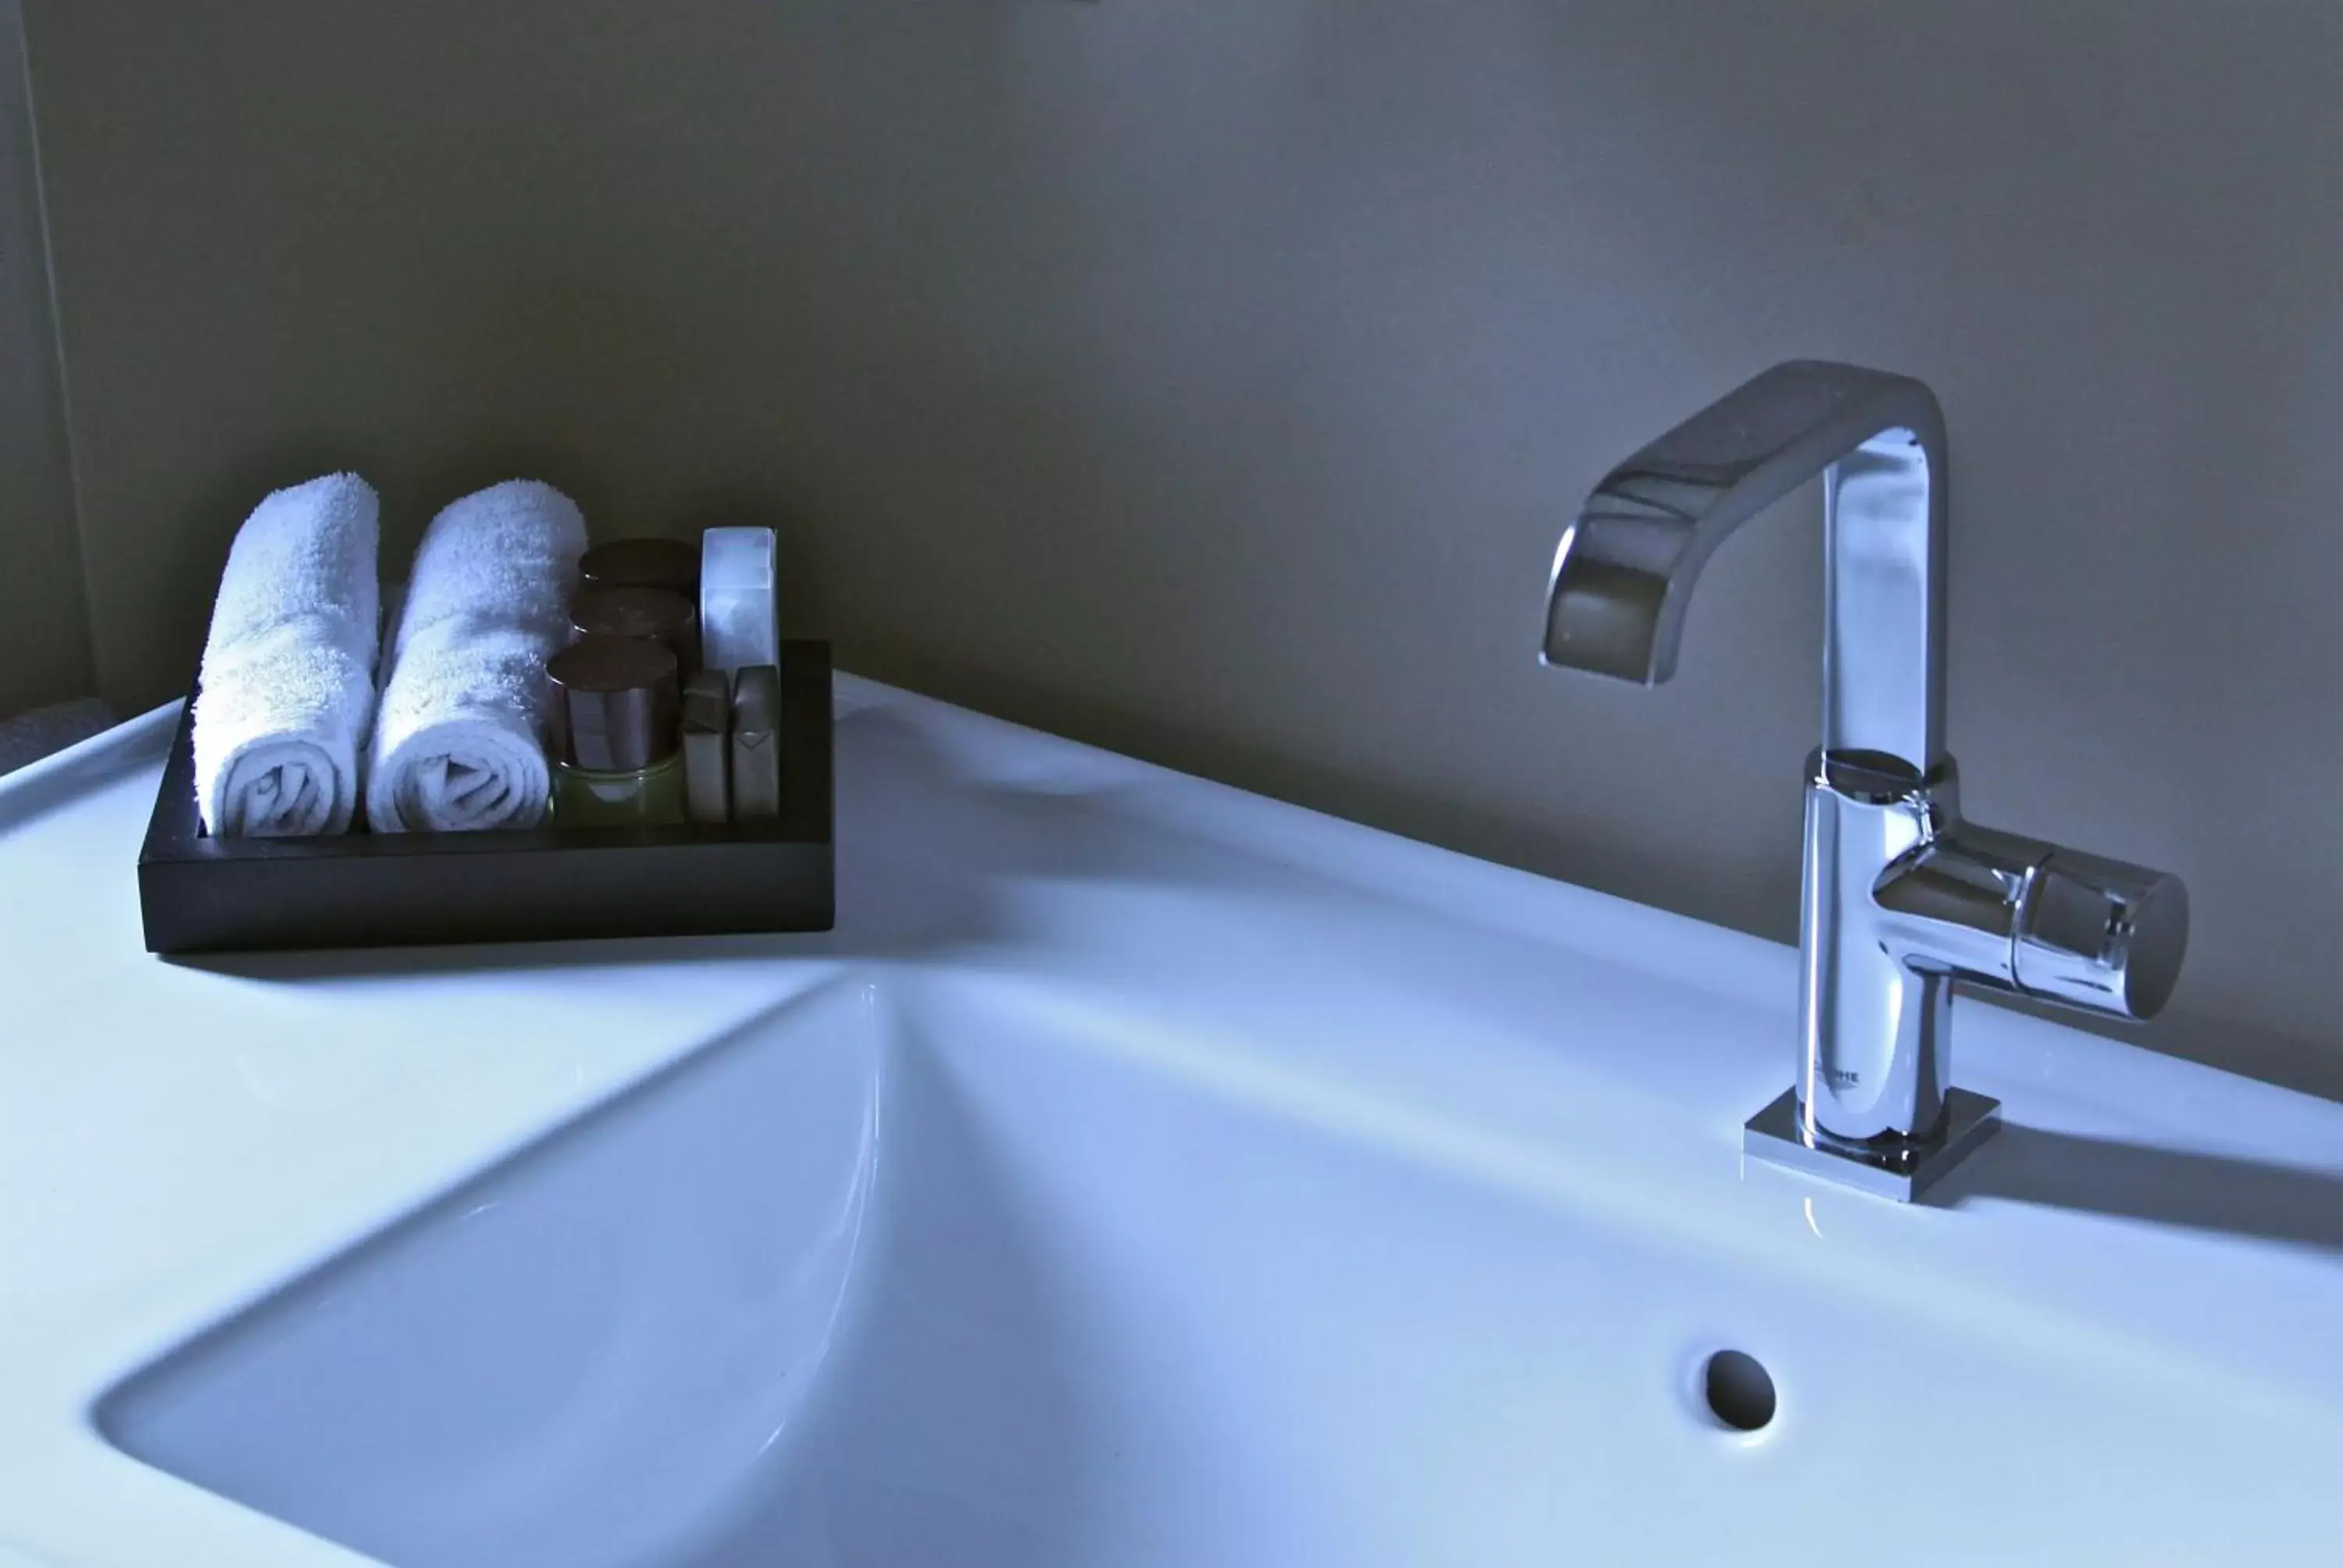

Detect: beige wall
0,0,91,717
22,1,2343,1093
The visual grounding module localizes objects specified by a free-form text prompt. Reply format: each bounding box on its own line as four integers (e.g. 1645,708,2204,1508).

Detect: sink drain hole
1702,1349,1776,1432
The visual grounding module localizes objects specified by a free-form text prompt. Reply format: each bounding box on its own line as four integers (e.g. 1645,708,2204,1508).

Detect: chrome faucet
1542,360,2188,1200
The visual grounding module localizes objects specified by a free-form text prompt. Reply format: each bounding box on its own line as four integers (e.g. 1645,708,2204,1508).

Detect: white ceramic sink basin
7,678,2343,1566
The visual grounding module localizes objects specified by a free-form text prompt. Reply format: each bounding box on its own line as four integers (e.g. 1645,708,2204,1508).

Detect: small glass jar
552,752,686,826
546,636,686,829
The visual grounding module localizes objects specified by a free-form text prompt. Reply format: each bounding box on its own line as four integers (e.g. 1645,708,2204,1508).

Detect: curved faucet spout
1537,358,2186,1194
1542,359,1949,771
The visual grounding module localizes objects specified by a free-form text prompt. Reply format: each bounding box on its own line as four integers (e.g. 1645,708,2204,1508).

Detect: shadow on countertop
1940,1124,2343,1256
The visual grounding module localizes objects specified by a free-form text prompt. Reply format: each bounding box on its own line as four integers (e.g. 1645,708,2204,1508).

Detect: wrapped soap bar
699,527,779,673
729,665,781,821
681,668,732,825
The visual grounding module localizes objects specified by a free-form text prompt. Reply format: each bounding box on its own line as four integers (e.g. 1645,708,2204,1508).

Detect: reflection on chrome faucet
1541,360,2188,1200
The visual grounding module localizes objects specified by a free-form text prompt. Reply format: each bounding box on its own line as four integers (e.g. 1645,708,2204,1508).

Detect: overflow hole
1702,1349,1776,1432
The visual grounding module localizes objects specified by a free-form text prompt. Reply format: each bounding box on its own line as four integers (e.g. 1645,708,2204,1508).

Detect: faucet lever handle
2014,849,2188,1021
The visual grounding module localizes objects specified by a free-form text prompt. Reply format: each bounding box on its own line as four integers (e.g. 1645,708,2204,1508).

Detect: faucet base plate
1742,1088,2002,1203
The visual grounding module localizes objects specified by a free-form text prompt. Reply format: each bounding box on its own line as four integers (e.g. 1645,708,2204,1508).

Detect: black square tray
137,640,835,954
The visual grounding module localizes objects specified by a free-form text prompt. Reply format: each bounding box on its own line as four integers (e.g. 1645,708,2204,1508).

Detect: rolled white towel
192,474,381,837
365,480,587,832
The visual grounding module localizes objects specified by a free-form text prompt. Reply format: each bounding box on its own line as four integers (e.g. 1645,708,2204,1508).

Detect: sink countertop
4,675,2341,1566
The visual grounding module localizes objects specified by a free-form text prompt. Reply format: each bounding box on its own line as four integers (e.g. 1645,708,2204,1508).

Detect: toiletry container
580,537,699,597
546,636,687,827
701,528,779,673
730,665,782,820
681,669,732,825
572,584,701,668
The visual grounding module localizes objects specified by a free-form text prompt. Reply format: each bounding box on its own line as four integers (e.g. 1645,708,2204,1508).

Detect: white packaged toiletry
699,526,779,673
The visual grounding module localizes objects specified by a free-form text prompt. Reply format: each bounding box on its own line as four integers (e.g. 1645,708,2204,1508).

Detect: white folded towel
365,480,587,832
192,474,381,837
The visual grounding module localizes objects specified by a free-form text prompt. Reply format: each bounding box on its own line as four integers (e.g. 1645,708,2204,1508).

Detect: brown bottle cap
579,537,698,597
547,635,679,772
571,584,699,665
